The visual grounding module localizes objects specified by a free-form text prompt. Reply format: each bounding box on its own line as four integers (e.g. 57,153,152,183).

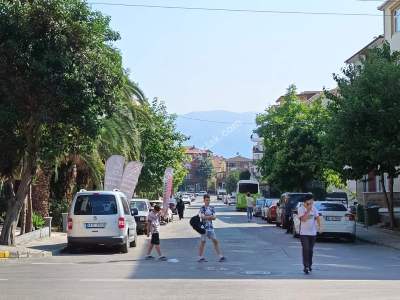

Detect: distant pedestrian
145,205,167,261
298,194,321,274
246,192,255,222
198,194,226,262
176,198,185,220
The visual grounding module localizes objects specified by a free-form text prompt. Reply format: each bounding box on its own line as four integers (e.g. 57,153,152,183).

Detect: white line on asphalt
0,279,8,281
80,279,134,282
31,262,75,265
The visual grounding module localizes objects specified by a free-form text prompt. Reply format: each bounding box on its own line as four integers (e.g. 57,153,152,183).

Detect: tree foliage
0,0,126,245
256,85,329,193
135,99,188,197
226,170,240,194
326,43,400,228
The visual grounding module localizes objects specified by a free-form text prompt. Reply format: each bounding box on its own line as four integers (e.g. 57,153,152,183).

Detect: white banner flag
104,155,125,191
162,167,174,211
120,161,143,199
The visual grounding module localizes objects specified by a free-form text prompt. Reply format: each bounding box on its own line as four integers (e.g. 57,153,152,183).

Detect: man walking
298,194,321,274
246,192,255,222
198,194,226,262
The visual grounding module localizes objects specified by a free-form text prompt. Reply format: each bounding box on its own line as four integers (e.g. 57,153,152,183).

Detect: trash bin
356,204,365,223
62,213,68,233
366,205,380,226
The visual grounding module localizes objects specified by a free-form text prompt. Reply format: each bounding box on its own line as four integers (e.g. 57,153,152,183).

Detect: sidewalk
0,232,67,260
356,223,400,250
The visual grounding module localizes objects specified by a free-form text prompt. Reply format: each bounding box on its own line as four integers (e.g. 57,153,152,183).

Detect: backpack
190,215,206,235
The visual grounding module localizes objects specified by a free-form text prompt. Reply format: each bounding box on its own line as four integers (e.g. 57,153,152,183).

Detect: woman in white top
297,194,321,274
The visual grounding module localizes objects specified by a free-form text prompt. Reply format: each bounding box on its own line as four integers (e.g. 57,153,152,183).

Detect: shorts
200,230,217,242
151,233,160,245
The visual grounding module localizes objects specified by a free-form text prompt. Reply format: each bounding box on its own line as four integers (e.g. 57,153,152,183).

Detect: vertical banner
162,167,174,212
104,155,125,191
120,161,143,199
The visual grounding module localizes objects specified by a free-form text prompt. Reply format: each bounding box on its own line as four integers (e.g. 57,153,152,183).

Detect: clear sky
90,0,384,114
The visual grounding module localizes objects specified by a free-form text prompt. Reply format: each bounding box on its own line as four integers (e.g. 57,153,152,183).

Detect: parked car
261,198,279,222
254,198,266,217
182,194,191,205
67,190,137,253
130,198,150,235
227,195,237,206
197,191,207,197
276,193,312,230
217,189,227,200
292,201,356,241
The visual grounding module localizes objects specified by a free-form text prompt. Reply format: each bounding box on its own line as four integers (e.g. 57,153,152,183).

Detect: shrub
32,212,45,230
49,198,70,227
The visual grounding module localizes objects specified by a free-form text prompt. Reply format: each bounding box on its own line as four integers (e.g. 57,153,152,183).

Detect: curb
0,248,53,260
0,251,10,259
356,235,400,251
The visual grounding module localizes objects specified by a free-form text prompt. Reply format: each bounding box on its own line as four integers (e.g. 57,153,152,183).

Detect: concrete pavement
1,196,400,299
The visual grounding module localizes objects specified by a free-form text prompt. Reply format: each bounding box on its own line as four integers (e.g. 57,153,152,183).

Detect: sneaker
219,256,226,262
303,267,309,275
159,256,168,261
198,257,207,263
145,255,155,260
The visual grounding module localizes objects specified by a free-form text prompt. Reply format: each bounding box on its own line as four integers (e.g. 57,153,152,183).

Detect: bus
236,180,260,211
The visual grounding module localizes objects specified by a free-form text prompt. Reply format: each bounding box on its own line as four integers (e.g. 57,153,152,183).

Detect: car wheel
67,242,77,253
121,238,129,253
348,235,356,243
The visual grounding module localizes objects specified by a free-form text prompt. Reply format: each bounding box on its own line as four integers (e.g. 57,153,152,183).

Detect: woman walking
297,194,321,274
176,198,185,220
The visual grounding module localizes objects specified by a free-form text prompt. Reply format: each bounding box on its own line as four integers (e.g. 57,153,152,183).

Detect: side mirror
131,208,139,216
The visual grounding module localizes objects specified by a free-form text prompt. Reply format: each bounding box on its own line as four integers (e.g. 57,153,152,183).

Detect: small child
145,205,167,261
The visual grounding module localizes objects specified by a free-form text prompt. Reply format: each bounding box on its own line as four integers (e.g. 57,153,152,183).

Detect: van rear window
74,194,117,215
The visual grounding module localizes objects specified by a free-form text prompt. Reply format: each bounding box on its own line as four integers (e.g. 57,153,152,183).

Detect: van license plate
325,216,341,221
86,223,105,228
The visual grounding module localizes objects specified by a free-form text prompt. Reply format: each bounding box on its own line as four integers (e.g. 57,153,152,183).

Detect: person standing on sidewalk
198,194,226,262
176,198,185,220
145,205,167,261
298,194,321,274
246,192,255,222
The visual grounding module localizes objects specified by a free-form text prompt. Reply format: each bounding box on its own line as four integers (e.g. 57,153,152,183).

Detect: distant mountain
175,110,257,158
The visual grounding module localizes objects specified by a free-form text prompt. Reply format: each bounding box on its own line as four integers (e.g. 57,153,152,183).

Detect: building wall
383,2,400,51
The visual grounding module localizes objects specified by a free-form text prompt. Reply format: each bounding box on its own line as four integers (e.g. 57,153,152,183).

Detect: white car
227,195,237,206
293,201,356,242
130,199,150,234
182,195,191,205
67,190,137,253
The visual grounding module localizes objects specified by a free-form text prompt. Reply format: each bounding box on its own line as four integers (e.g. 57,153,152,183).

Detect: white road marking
31,262,75,265
0,279,9,281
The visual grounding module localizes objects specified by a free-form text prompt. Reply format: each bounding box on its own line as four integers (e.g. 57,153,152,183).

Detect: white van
67,190,137,253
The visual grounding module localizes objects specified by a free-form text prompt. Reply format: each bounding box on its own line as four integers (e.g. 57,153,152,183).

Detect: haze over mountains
175,110,257,158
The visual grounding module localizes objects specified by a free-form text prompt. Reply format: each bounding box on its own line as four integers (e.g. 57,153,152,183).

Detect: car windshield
130,201,147,211
315,203,347,211
74,194,117,215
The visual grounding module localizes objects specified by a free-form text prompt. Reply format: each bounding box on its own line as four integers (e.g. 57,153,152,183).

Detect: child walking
145,205,167,261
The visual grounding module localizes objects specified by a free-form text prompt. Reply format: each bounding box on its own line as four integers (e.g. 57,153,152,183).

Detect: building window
394,8,400,33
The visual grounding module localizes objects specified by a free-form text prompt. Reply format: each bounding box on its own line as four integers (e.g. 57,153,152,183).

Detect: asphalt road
2,196,400,300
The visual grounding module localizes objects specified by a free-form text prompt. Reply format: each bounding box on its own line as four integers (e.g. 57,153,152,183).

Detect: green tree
0,0,126,245
136,99,188,198
256,85,329,193
239,170,251,180
226,170,240,194
326,43,400,228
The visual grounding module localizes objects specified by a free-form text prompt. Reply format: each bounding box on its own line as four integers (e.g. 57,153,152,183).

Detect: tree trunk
32,167,51,217
380,175,395,229
388,176,397,229
25,184,33,233
0,159,35,245
19,196,27,235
